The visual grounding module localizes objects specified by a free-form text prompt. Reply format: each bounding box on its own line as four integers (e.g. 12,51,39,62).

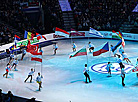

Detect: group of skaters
72,41,138,86
2,47,43,91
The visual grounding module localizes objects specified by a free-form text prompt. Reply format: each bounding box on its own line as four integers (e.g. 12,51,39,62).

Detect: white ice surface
0,39,138,102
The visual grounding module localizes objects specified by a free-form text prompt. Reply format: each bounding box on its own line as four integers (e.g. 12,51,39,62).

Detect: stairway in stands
62,11,76,31
58,0,76,31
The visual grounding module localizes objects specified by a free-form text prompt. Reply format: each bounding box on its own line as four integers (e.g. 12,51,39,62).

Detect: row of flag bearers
4,27,138,89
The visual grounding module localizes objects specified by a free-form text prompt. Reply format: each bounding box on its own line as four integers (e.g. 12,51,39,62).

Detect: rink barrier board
0,31,138,60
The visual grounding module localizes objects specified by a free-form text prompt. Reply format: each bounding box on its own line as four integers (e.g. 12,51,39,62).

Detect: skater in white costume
10,58,18,71
88,42,94,52
24,68,35,83
122,52,131,64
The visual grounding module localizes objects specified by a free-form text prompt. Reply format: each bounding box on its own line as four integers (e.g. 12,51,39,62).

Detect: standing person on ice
119,47,124,55
121,66,125,86
122,52,131,64
9,52,14,63
106,62,112,77
88,42,94,53
21,48,26,60
116,54,124,69
110,45,117,57
3,63,11,78
53,43,58,55
24,68,35,83
83,64,92,83
36,72,43,91
10,58,18,71
72,41,77,52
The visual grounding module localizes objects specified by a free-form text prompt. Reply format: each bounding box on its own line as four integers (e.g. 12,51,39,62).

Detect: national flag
14,35,20,48
93,42,109,56
131,67,138,73
31,50,42,62
55,27,69,38
9,45,14,50
112,30,125,47
89,27,103,38
122,37,125,48
70,28,85,36
24,30,32,39
14,35,20,41
111,40,122,52
69,47,87,58
26,40,39,53
118,31,123,39
112,30,122,39
36,33,47,40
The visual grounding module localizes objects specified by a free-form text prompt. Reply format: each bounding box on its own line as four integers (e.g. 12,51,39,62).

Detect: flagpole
41,54,43,75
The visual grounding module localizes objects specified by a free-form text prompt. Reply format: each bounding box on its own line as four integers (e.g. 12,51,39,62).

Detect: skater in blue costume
53,43,58,55
106,62,112,77
72,41,77,52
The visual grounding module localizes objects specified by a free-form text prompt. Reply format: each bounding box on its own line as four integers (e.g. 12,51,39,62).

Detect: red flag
36,33,47,40
26,40,39,53
31,50,42,62
31,57,42,62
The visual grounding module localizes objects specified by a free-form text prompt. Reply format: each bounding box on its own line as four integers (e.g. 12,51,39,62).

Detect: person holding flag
10,58,18,71
88,42,94,53
121,66,125,86
21,48,26,60
3,63,11,78
122,52,131,64
106,62,112,77
83,64,92,83
119,47,124,55
36,72,43,91
72,41,77,52
53,43,58,55
24,68,35,83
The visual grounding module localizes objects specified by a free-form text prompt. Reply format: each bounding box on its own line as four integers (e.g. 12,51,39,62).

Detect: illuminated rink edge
91,63,134,74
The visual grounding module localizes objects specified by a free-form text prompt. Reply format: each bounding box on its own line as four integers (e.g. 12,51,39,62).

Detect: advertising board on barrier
100,31,138,41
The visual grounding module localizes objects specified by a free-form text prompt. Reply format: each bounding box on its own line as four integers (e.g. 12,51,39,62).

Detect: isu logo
91,63,134,74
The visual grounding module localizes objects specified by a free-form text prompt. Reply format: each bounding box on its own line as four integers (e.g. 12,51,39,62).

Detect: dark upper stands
0,0,138,43
69,0,137,31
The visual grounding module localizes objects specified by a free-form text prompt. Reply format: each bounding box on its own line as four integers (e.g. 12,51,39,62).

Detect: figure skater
53,43,58,55
122,52,131,64
116,54,124,69
21,48,26,60
24,68,35,83
3,63,11,78
36,72,43,91
10,58,18,71
110,45,117,57
119,47,124,55
106,62,112,77
88,42,94,52
72,41,77,52
121,66,125,86
39,47,43,53
9,52,14,63
83,64,92,83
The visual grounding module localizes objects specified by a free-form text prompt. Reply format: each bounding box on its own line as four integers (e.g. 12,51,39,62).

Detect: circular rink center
1,38,138,102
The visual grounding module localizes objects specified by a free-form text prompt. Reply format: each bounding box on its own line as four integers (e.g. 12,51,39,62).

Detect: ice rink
1,38,138,102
